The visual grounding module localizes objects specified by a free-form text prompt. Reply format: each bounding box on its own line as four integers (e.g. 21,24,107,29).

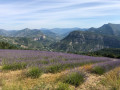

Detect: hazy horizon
0,23,118,31
0,0,120,30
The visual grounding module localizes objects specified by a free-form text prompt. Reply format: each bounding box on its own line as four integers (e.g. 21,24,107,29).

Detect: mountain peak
106,23,120,26
88,23,120,36
23,28,31,31
108,23,113,25
102,23,113,27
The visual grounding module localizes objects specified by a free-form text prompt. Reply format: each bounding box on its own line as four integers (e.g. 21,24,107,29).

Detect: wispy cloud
0,0,120,29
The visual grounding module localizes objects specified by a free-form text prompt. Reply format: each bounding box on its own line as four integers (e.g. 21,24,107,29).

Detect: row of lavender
0,49,119,73
91,60,120,74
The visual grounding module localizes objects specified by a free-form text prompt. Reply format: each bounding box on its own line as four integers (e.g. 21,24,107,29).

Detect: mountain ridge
51,28,120,52
88,23,120,36
0,23,120,52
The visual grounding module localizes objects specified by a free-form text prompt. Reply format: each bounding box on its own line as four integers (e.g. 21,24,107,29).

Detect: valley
0,23,120,90
0,23,120,53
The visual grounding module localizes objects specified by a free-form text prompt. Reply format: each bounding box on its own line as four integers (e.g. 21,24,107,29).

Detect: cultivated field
0,50,120,90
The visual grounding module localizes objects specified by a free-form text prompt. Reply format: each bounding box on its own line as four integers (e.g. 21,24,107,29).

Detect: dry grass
0,70,58,90
0,68,75,90
81,64,92,71
0,64,110,90
101,67,120,90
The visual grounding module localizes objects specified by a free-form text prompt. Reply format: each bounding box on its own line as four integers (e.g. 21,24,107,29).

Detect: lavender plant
26,67,42,78
62,70,86,87
91,60,120,75
0,49,114,73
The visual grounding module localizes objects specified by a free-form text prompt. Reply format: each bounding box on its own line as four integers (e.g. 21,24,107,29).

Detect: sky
0,0,120,30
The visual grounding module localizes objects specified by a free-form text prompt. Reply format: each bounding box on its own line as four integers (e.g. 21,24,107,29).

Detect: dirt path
76,73,107,90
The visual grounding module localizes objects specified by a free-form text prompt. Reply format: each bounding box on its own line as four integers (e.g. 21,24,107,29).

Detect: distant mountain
50,23,120,52
0,29,58,50
41,30,61,40
1,23,120,52
0,28,59,39
50,28,80,35
11,28,44,37
0,28,87,39
88,23,120,36
51,30,120,52
41,28,87,35
0,29,12,36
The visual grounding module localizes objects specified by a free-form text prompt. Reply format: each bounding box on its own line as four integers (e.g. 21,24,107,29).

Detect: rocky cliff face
51,31,120,52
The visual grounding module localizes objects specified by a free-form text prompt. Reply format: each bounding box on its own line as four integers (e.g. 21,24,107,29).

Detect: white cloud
0,0,120,29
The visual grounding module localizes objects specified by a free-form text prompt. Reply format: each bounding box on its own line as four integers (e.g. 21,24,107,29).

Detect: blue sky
0,0,120,30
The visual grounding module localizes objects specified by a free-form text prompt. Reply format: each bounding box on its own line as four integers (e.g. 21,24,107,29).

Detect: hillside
10,28,43,37
88,23,120,36
1,23,120,52
0,29,59,50
0,35,53,50
41,30,61,40
0,28,60,40
51,31,120,52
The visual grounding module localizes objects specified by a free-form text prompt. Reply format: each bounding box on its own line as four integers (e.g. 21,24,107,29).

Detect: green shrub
63,71,85,87
26,67,42,78
2,63,27,70
57,82,70,90
40,60,49,64
91,66,105,75
46,64,63,73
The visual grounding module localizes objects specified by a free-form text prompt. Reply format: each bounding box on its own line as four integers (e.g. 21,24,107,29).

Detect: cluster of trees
0,42,19,49
84,48,120,58
69,48,120,59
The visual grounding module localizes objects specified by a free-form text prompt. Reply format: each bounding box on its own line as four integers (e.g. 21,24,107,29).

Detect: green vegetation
85,48,120,59
2,63,27,70
26,67,42,79
63,71,86,87
46,64,63,73
91,66,105,75
45,62,94,74
57,82,70,90
0,41,19,49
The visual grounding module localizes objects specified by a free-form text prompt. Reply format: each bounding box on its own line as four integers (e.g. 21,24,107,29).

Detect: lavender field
0,50,120,90
0,49,115,72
